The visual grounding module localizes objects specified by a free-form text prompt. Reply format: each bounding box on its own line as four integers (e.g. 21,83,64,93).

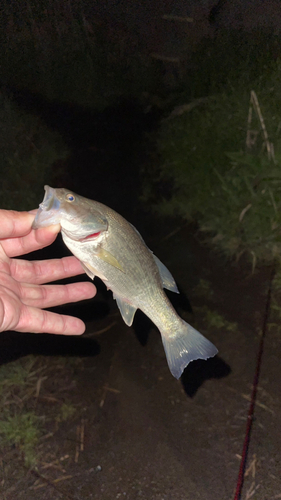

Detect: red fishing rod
234,265,275,500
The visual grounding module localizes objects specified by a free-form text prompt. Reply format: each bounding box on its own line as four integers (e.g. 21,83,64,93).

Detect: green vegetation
269,263,281,332
194,306,238,333
1,4,281,265
0,357,43,465
0,355,38,390
192,279,214,299
56,402,76,423
180,30,279,98
0,356,80,466
0,93,68,211
143,32,281,264
0,411,41,466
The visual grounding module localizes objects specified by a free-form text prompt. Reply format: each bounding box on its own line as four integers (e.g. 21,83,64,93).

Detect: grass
0,355,82,467
180,30,279,98
0,355,39,390
269,262,281,326
56,403,76,423
192,279,214,299
142,33,281,265
0,91,71,466
194,306,238,333
0,356,44,466
2,7,281,266
190,278,237,333
0,411,41,467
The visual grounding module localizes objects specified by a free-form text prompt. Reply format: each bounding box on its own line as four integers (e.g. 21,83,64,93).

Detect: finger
2,224,61,258
10,256,88,284
20,281,96,309
0,210,35,239
17,305,87,335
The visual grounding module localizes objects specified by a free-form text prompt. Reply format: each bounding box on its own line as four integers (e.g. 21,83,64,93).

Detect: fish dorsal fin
129,222,179,294
129,222,146,244
97,248,124,272
81,261,108,282
153,254,179,293
114,294,137,326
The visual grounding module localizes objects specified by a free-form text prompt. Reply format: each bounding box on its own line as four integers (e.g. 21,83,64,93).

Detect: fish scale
33,185,218,378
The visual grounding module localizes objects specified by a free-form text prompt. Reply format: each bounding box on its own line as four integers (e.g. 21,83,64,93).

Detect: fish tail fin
160,321,218,379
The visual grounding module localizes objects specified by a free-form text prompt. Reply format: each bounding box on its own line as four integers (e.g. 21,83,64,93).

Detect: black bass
33,186,218,378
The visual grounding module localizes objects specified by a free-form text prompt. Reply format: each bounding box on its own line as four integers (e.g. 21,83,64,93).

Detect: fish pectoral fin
153,254,179,293
81,261,108,281
97,248,124,272
114,295,137,326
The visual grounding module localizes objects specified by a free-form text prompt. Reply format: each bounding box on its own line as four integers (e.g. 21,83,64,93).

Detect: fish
32,185,218,379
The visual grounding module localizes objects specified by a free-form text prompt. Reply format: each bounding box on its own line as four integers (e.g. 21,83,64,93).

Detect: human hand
0,209,96,335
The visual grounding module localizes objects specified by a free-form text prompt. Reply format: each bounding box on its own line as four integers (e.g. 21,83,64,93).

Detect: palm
0,210,96,335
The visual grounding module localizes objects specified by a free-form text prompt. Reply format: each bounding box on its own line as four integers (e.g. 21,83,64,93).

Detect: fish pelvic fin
160,321,218,379
81,261,108,281
97,248,124,272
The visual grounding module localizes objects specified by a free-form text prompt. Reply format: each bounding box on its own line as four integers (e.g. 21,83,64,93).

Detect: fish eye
66,193,75,202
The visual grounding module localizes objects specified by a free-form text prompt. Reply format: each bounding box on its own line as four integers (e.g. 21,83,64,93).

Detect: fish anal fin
153,254,179,293
114,294,137,326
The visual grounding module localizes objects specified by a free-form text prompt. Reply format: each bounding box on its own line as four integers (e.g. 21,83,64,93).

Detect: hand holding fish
0,209,96,335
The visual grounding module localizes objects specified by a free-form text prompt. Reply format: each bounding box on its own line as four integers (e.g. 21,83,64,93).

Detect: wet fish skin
33,186,218,378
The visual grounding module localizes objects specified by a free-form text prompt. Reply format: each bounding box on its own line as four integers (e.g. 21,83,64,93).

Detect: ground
1,96,281,500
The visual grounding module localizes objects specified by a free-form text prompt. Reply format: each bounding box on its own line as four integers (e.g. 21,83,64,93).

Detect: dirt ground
1,95,281,500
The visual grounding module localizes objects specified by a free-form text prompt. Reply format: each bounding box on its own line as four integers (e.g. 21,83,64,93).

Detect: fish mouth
32,185,62,229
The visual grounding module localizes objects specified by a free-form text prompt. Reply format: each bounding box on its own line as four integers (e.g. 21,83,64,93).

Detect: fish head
32,185,108,242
